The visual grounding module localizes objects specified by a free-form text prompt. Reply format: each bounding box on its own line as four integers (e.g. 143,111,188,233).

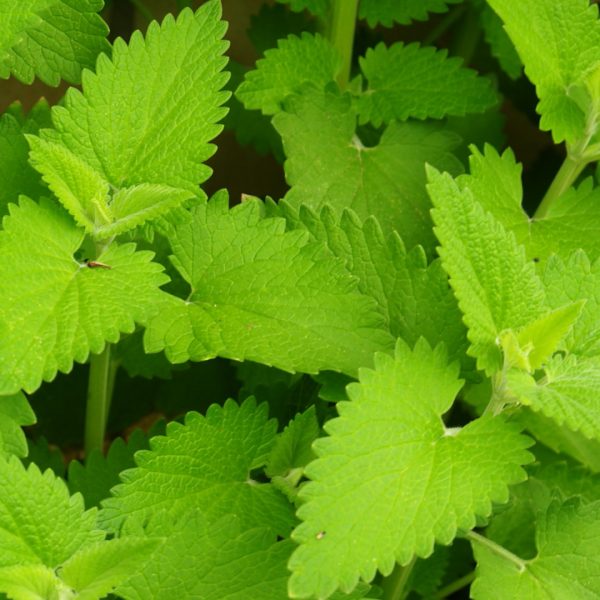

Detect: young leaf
486,0,600,143
144,196,393,377
236,33,340,115
27,0,229,237
274,89,462,251
356,43,498,126
471,498,600,598
428,167,547,374
0,198,168,395
100,399,295,536
288,339,532,599
0,0,109,85
358,0,462,27
0,393,35,458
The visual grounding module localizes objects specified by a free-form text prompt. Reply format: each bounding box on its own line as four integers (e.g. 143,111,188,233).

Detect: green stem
328,0,359,89
84,343,114,456
381,558,416,600
449,7,481,66
431,571,475,599
467,531,527,571
483,372,506,416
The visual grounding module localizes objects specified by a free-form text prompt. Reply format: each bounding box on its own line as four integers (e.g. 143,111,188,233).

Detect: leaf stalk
466,530,527,571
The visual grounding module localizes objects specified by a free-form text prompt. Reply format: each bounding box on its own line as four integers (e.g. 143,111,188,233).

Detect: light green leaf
472,498,600,599
288,339,532,599
28,1,229,237
274,89,462,251
144,196,393,377
0,198,168,395
60,538,159,600
236,33,340,115
116,512,293,600
358,0,462,27
0,564,64,600
357,42,497,126
0,0,109,85
100,399,295,536
507,354,600,441
428,167,546,374
486,0,600,143
0,393,35,458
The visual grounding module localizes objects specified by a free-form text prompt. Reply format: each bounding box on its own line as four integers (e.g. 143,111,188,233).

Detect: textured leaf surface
0,0,109,85
274,90,462,250
359,0,462,26
428,167,546,373
0,456,104,570
486,0,600,143
100,399,295,536
0,393,35,458
236,33,340,115
479,4,522,79
28,1,229,237
472,498,600,599
357,43,497,126
117,512,293,600
144,197,393,376
0,198,168,394
288,339,532,599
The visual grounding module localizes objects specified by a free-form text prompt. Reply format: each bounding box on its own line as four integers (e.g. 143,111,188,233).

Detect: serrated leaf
144,196,393,377
0,0,109,85
0,564,64,600
486,0,600,143
117,512,293,600
100,399,295,536
356,42,497,126
27,1,229,237
288,339,532,599
428,167,547,374
472,498,600,599
236,33,340,115
0,198,168,395
23,437,65,478
507,354,600,442
0,393,35,458
358,0,462,27
274,89,462,251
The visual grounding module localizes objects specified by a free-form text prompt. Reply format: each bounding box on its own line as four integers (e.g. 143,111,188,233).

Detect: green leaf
288,339,532,599
28,1,229,237
0,393,35,458
0,198,168,395
427,167,547,374
358,0,462,27
0,456,104,570
116,512,293,600
274,89,463,251
507,354,600,442
485,0,600,143
236,33,340,115
60,538,159,600
144,196,393,377
472,498,600,599
0,0,109,85
275,0,330,17
100,399,296,536
0,564,64,600
356,42,498,126
23,437,65,478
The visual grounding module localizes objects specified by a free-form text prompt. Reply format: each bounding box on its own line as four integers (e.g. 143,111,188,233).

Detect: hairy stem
467,531,527,571
431,571,475,599
85,343,115,456
328,0,359,89
381,557,417,600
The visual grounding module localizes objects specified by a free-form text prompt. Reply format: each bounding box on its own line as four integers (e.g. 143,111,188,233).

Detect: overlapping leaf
486,0,600,143
0,198,168,395
0,0,109,85
0,393,35,458
359,0,462,27
288,339,532,599
144,195,393,376
274,90,462,251
472,498,600,598
100,399,295,536
356,43,497,126
236,33,340,115
28,0,229,238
